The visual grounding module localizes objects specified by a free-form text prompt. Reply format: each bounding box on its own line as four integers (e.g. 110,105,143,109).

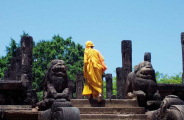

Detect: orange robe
82,47,107,98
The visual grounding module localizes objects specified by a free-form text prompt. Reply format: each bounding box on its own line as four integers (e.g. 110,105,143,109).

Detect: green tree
32,35,84,91
156,71,182,84
112,77,117,96
0,38,18,79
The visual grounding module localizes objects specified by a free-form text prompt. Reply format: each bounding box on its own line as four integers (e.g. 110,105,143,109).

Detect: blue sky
0,0,184,78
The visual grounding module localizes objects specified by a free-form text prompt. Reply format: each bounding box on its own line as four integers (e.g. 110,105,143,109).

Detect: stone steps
71,99,147,120
78,107,145,114
70,99,139,107
0,105,32,111
80,114,147,120
3,111,40,120
0,99,147,120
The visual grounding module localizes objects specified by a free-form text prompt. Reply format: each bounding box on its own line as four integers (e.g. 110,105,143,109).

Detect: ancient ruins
1,32,184,119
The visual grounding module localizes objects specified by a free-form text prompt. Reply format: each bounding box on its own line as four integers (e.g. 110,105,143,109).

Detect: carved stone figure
37,60,70,110
125,61,159,100
43,59,69,100
147,95,184,120
37,59,80,120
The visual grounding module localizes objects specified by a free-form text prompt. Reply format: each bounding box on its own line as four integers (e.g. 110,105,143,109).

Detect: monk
82,41,107,102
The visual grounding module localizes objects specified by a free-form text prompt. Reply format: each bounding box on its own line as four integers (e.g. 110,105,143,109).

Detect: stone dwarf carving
37,59,80,120
37,59,70,110
125,61,160,100
147,95,184,120
43,59,69,100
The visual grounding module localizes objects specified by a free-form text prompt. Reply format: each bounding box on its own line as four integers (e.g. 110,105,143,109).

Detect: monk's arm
98,51,107,73
83,52,88,79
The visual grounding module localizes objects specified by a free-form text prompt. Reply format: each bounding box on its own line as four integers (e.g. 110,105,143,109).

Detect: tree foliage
32,35,84,91
0,33,84,94
0,38,18,79
156,71,182,84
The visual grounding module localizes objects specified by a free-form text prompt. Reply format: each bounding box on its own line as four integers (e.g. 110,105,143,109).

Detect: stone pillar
21,36,33,90
105,74,112,99
76,73,84,99
121,40,132,73
181,32,184,83
16,47,22,81
121,40,132,98
68,80,74,99
116,67,123,99
144,52,151,62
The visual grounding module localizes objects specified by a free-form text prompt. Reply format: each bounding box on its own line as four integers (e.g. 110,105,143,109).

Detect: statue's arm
54,88,69,99
47,82,57,98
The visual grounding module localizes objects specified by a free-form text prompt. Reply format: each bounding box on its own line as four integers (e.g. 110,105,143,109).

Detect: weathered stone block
105,74,112,99
144,52,151,62
76,73,84,99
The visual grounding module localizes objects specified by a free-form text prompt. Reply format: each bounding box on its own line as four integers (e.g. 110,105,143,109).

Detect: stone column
105,74,112,99
144,52,151,62
181,32,184,83
21,36,33,90
76,73,84,99
116,67,123,99
68,80,74,99
16,47,22,81
121,40,132,98
121,40,132,73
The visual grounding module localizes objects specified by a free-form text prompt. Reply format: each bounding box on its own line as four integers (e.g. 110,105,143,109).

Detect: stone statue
37,59,80,120
43,59,69,100
147,95,184,120
125,61,159,101
37,60,70,110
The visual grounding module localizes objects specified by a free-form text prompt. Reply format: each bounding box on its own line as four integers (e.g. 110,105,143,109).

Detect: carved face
134,61,155,79
49,60,68,91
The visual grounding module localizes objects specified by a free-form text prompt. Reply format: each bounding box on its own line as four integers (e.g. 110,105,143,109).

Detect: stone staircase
0,99,147,120
70,99,147,120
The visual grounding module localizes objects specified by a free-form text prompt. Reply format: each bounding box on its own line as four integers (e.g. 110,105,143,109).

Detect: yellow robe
82,47,107,98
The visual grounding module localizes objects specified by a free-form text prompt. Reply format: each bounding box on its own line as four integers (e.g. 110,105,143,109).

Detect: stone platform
71,99,147,120
1,99,147,120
